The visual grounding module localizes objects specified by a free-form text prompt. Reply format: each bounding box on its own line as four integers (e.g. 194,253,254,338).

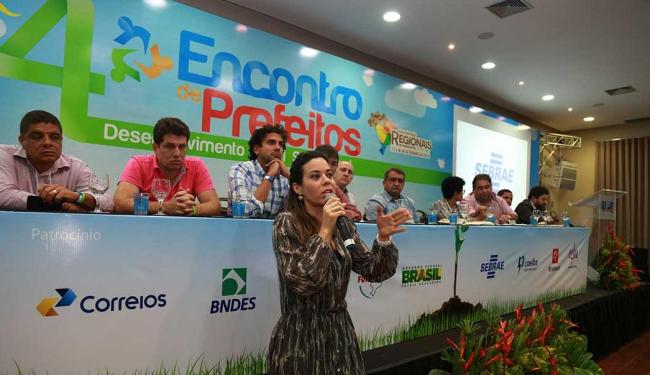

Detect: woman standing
268,151,411,374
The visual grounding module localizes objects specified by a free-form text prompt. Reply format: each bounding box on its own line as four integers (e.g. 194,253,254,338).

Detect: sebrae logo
37,288,166,317
357,275,383,299
548,248,561,272
480,254,505,280
401,264,443,287
210,267,256,314
517,255,538,274
36,288,77,317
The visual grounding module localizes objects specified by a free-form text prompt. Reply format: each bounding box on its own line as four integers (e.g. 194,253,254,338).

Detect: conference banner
0,212,589,373
0,0,463,208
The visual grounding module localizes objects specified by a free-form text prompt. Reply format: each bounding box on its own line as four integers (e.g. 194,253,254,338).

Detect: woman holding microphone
268,151,411,374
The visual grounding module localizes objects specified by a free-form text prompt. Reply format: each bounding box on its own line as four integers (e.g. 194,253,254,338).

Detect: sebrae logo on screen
548,248,561,272
37,288,166,317
368,112,432,159
401,264,443,287
210,267,257,314
474,152,513,190
480,254,505,280
357,275,383,299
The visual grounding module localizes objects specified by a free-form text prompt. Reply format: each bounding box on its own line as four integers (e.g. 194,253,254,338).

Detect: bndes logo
210,268,257,314
37,288,166,317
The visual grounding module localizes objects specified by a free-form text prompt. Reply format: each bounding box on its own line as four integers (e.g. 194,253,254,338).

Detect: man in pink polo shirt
465,174,517,224
113,117,220,216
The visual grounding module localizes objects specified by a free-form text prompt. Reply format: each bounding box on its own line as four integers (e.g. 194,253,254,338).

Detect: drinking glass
151,178,171,215
532,209,541,225
457,202,469,223
89,173,109,213
561,211,571,226
542,210,551,224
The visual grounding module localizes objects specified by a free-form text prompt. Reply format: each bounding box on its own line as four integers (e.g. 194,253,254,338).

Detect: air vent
486,0,534,18
605,86,636,96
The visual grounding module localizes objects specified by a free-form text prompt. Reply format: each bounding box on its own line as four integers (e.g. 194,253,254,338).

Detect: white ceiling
187,0,650,132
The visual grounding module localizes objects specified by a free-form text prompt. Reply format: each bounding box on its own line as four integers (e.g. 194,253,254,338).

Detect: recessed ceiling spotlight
448,43,455,50
299,47,319,57
383,11,401,22
568,107,573,112
518,81,525,86
497,116,506,121
481,62,496,70
145,0,167,8
469,106,484,113
542,94,555,101
400,82,417,90
364,68,375,76
235,24,248,33
583,116,595,122
441,96,451,102
518,125,530,130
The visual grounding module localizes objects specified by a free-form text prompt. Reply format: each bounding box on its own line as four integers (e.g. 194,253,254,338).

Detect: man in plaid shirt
228,125,290,218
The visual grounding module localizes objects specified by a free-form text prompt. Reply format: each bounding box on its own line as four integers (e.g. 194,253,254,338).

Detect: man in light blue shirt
228,125,290,218
364,168,417,223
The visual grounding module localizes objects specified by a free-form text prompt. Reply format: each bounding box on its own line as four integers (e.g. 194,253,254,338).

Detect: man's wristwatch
263,175,275,182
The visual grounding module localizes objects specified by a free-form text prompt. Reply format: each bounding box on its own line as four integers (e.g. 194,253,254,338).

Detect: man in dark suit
515,186,550,224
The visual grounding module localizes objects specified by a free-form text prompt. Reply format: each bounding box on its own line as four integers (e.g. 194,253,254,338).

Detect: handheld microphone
325,193,357,252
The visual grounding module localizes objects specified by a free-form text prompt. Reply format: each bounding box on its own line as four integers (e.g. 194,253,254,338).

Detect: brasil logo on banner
0,0,452,192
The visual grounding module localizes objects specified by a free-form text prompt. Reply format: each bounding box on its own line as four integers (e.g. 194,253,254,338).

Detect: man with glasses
364,168,417,223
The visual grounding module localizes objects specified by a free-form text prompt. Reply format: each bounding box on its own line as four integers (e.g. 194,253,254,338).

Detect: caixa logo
36,288,167,317
210,268,257,314
480,254,505,279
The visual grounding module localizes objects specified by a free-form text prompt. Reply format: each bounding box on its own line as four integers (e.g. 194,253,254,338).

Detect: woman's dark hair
248,124,287,160
285,151,329,244
441,176,465,199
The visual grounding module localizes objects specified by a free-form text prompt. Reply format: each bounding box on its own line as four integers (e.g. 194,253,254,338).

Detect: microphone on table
325,193,357,252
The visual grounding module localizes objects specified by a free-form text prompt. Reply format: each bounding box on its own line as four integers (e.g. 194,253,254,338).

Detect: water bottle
561,211,571,227
529,215,538,225
449,212,458,225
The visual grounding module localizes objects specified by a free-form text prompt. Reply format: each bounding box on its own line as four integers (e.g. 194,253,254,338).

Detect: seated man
497,189,513,207
364,168,417,223
515,186,550,224
315,145,362,221
113,117,220,216
432,176,465,219
0,110,111,212
333,160,357,205
465,174,516,224
228,124,289,218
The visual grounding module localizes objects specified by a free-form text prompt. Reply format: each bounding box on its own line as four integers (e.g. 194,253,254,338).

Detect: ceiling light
518,81,524,86
448,43,455,50
610,138,622,141
481,62,496,70
441,96,451,102
497,116,506,121
235,24,248,33
469,106,484,113
144,0,167,8
583,116,595,122
400,82,417,90
568,107,573,112
517,125,530,130
383,11,401,22
542,94,555,101
299,47,319,57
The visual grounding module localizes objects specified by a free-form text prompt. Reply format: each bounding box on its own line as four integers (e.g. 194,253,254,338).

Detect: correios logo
517,255,538,274
548,248,561,272
210,268,257,314
480,254,505,280
401,264,443,287
357,275,383,298
37,288,166,317
36,288,77,317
